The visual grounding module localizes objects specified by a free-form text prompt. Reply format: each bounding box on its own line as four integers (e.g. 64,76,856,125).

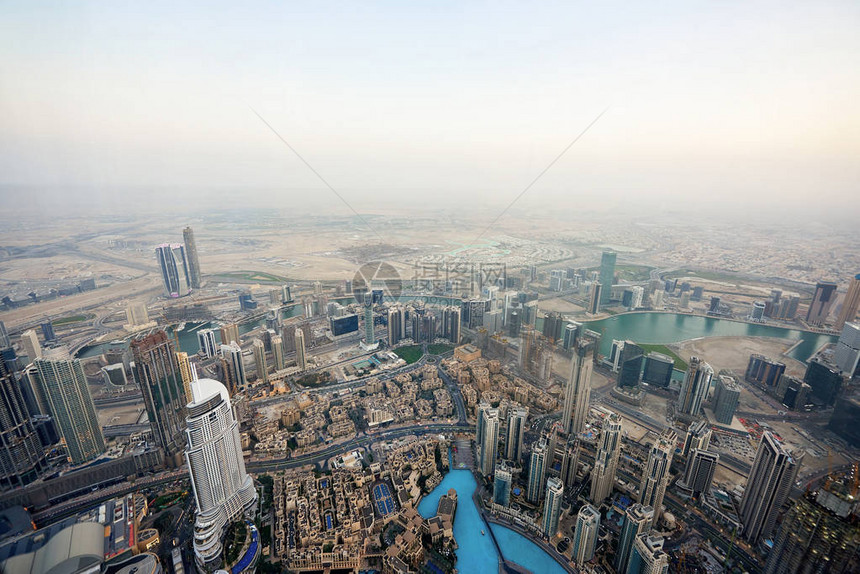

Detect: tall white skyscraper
252,339,267,384
542,476,564,537
156,243,191,298
682,419,711,457
739,431,802,543
294,327,307,371
590,412,622,503
615,503,654,574
638,431,675,520
21,330,41,361
572,504,600,564
197,329,218,359
220,342,246,393
527,438,548,504
678,356,713,417
185,377,257,569
479,408,500,477
627,534,669,574
563,340,593,435
505,406,527,462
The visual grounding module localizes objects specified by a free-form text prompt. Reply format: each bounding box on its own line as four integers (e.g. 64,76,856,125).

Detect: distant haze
1,1,858,220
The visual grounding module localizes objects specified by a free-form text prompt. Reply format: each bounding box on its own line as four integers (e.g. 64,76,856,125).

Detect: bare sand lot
675,336,807,377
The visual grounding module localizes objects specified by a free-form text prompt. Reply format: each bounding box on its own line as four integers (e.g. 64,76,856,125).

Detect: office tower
677,357,713,417
197,329,218,359
836,273,860,330
131,331,187,461
642,353,673,388
561,438,580,489
745,354,786,389
617,342,644,388
40,322,55,342
652,289,664,309
563,340,594,435
387,307,405,346
806,281,839,326
680,449,719,496
32,348,105,465
252,339,267,384
764,485,860,574
506,310,521,338
639,431,674,521
615,503,654,574
803,359,844,406
609,339,625,372
475,400,489,461
176,351,193,401
0,321,8,349
749,301,766,322
156,244,191,297
739,431,802,543
505,406,527,462
591,412,622,503
572,504,600,564
712,375,741,423
562,321,580,350
219,323,240,347
527,438,548,504
479,408,500,477
441,306,461,344
682,419,711,457
0,356,46,489
493,463,512,507
627,534,669,574
777,376,810,410
834,321,860,376
542,476,564,537
363,299,375,345
182,226,202,289
293,327,308,372
185,376,257,569
21,330,41,361
220,342,246,394
599,251,616,305
271,335,284,371
828,397,860,447
588,283,602,314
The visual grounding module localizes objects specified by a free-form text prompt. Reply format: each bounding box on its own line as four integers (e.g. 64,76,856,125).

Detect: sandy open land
675,336,807,377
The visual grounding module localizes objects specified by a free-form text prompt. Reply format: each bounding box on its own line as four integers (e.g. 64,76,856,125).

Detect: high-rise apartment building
711,375,741,424
835,273,860,330
680,449,719,496
20,330,41,361
0,355,46,490
185,377,257,570
542,476,564,537
677,357,713,418
833,321,860,377
627,534,669,574
252,339,267,384
493,464,512,507
615,503,654,574
220,342,246,394
599,251,616,305
682,420,711,458
638,431,675,520
527,438,548,504
294,328,307,371
479,408,500,477
197,329,218,359
588,283,602,314
441,306,461,344
219,323,240,347
176,351,193,401
505,406,527,462
156,244,191,298
33,348,105,465
563,340,593,436
572,504,600,564
806,280,838,326
387,307,406,346
739,431,802,543
0,321,9,349
131,331,187,462
591,412,622,503
182,226,202,290
271,335,284,371
562,321,580,350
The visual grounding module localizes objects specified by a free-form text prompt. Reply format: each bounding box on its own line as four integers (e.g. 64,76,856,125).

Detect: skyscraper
615,503,654,574
33,348,105,465
252,339,267,384
627,534,669,574
617,341,644,388
40,322,55,342
527,438,548,504
739,431,802,544
806,280,838,326
363,297,375,347
20,330,41,361
182,226,202,290
219,323,240,347
712,375,741,424
441,306,461,344
131,331,187,462
682,420,711,458
220,342,246,394
638,431,675,520
599,251,616,306
505,406,527,462
680,449,719,496
387,307,405,346
563,340,593,436
0,355,46,490
475,400,489,463
176,351,193,401
0,321,9,349
562,321,580,350
185,377,257,570
294,328,307,371
677,356,713,418
542,476,564,537
479,408,500,477
835,273,860,330
572,504,600,564
591,412,622,503
155,244,191,298
588,283,602,314
833,321,860,377
642,352,674,388
493,463,512,507
197,329,218,359
271,335,284,371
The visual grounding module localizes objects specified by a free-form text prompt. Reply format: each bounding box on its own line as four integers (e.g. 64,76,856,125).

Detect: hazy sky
1,1,859,217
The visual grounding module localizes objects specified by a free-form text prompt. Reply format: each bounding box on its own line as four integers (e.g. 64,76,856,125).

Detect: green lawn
427,343,454,355
52,314,89,326
394,345,424,364
637,343,688,371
